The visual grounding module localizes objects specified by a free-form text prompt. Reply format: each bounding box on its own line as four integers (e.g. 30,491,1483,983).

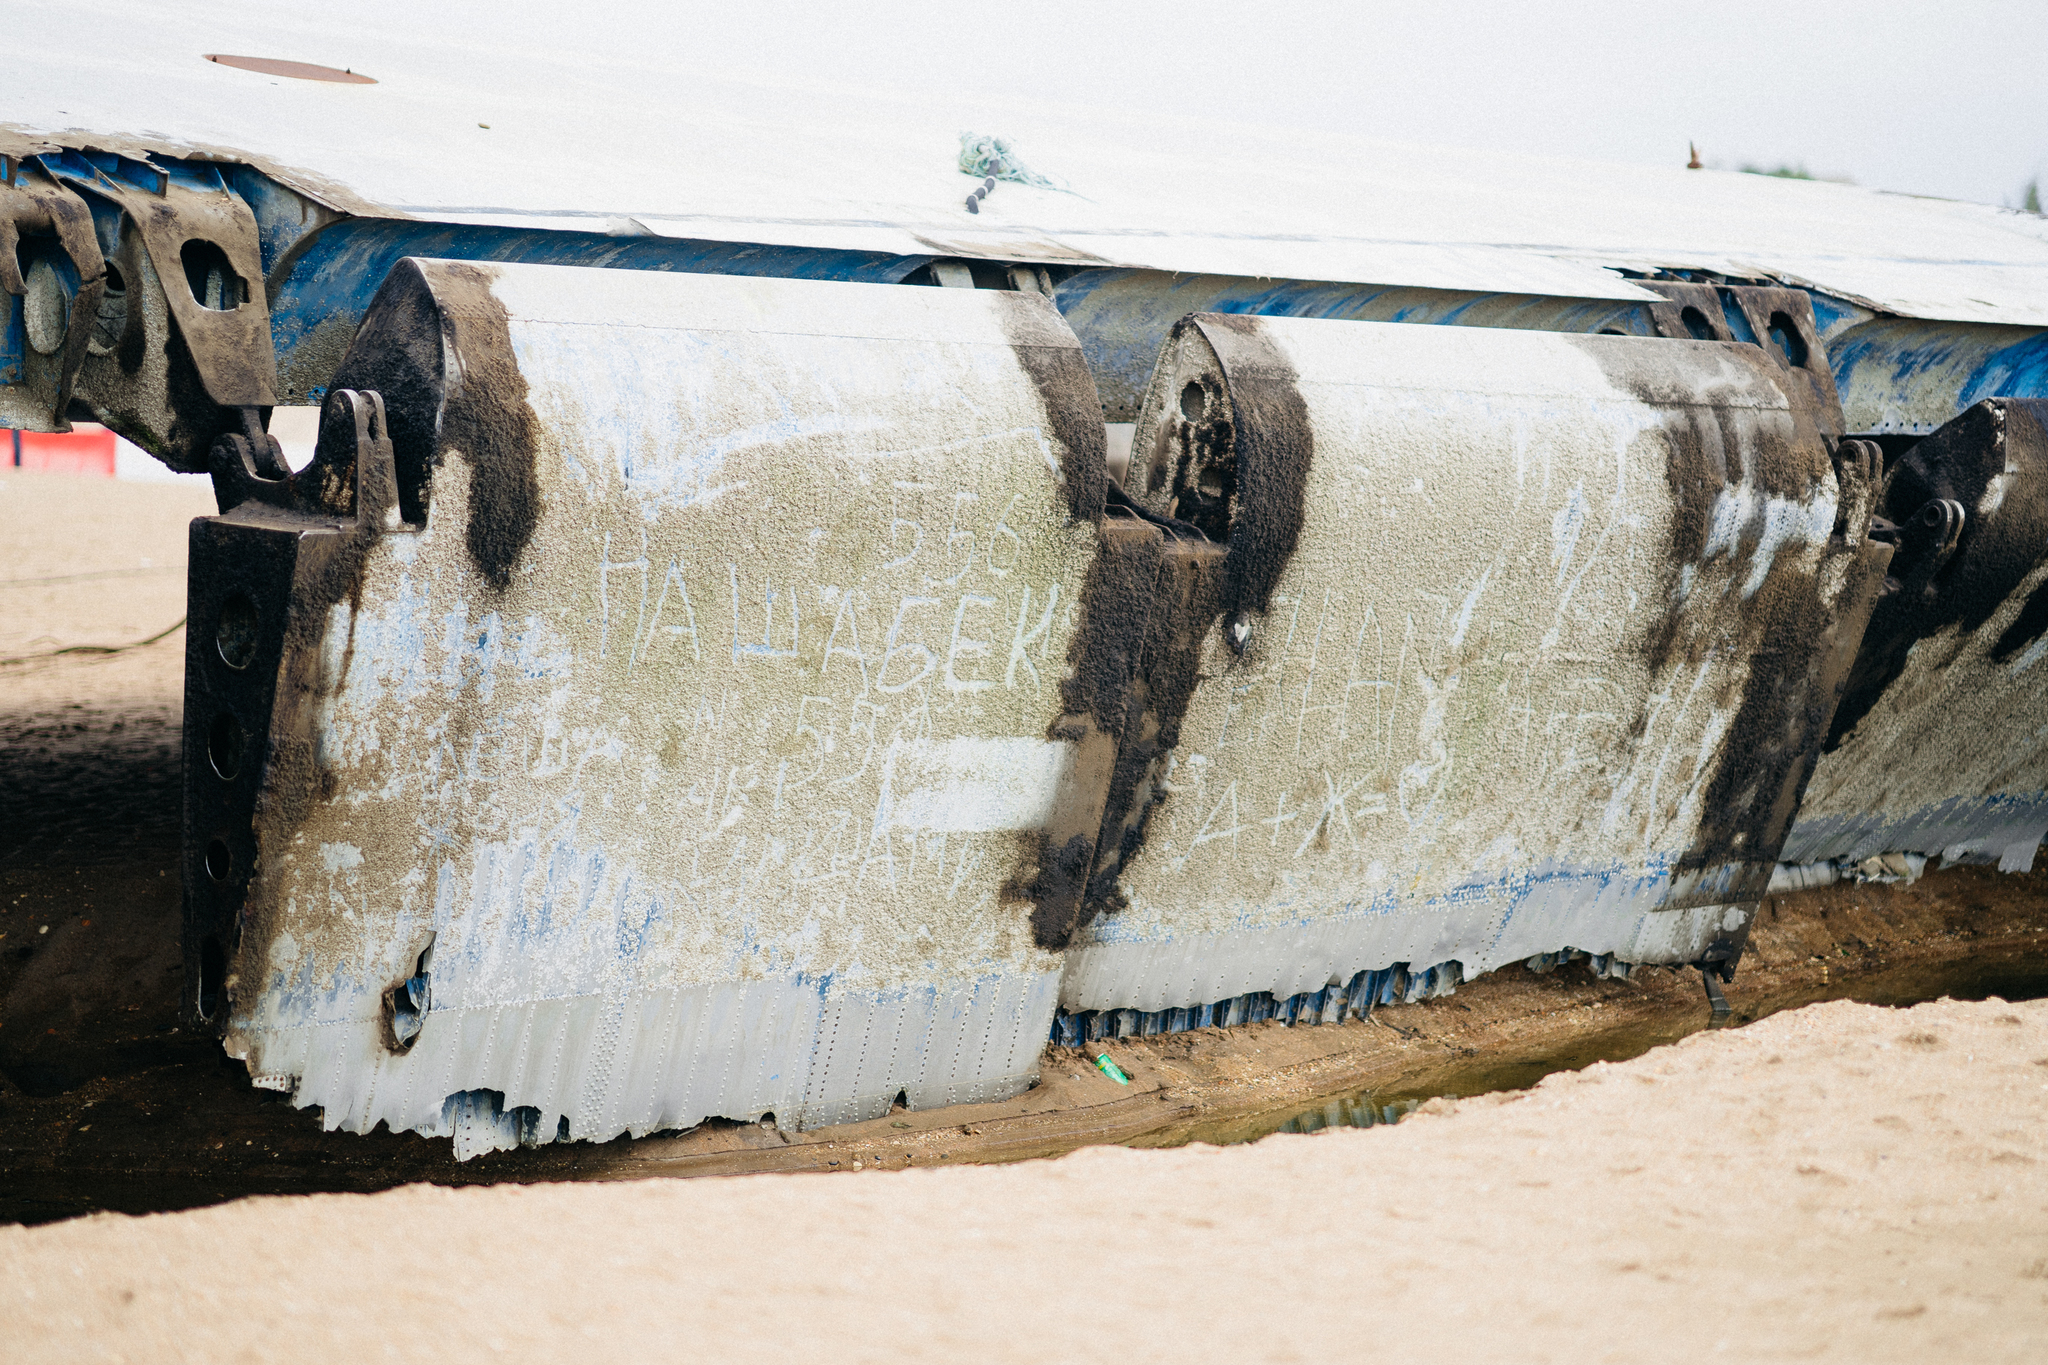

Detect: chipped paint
208,262,1114,1152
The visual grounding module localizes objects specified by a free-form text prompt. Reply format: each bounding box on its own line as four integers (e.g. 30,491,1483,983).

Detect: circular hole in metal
179,240,244,311
215,593,258,670
1179,381,1205,423
1767,311,1810,368
197,935,228,1020
23,256,69,355
204,54,377,84
207,711,244,781
204,837,232,882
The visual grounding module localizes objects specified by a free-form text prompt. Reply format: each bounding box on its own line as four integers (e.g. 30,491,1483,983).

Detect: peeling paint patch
319,842,363,874
875,737,1073,834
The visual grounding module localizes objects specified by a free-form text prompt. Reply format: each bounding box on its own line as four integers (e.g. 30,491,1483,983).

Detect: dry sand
4,994,2046,1363
0,469,212,707
6,472,2048,1362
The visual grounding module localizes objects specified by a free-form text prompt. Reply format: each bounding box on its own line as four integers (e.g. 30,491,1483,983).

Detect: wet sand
5,993,2046,1362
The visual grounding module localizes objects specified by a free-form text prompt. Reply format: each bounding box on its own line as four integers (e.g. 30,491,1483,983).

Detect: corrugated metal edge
235,968,1061,1156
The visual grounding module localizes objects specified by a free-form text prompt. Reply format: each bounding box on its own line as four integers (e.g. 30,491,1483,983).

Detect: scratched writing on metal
1142,469,1792,889
291,417,1090,1002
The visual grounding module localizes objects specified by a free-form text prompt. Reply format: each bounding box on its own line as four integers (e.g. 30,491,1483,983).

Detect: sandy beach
5,471,2047,1362
3,993,2044,1362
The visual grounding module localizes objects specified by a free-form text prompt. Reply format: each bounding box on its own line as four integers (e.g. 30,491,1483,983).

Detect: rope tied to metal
957,133,1072,213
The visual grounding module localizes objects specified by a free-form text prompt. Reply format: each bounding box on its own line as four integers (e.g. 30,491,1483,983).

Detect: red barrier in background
5,425,117,476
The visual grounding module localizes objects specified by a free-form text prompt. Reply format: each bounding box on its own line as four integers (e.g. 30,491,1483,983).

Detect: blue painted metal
38,147,164,199
102,154,2047,434
1050,268,1658,421
41,149,303,268
1823,312,2048,434
23,147,2048,442
1054,269,2048,435
268,217,933,402
1805,291,1868,338
1,293,21,388
225,164,338,279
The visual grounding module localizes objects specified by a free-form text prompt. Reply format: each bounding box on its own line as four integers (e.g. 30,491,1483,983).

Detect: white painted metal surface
1062,316,1882,1013
218,262,1106,1152
8,3,2048,324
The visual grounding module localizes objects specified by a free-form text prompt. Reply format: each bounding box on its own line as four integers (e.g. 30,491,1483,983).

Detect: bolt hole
1179,381,1205,423
204,837,232,882
180,239,244,311
198,935,226,1020
207,711,244,781
215,593,258,670
1767,311,1810,368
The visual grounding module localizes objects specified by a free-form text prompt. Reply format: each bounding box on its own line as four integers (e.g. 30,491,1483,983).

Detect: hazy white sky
560,0,2046,209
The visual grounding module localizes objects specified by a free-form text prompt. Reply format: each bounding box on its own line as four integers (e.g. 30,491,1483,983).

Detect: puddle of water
1174,953,2048,1149
1264,1095,1426,1136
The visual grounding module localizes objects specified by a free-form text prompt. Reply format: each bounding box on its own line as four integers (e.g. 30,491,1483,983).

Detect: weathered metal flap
1061,314,1886,1014
190,260,1133,1153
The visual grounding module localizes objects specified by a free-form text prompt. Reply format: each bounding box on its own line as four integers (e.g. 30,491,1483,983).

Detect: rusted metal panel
186,260,1118,1155
1058,315,1888,1016
1785,399,2048,872
3,146,281,466
0,157,104,431
1644,283,1844,437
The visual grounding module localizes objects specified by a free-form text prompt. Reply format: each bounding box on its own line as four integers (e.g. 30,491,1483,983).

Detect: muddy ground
4,469,2048,1232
